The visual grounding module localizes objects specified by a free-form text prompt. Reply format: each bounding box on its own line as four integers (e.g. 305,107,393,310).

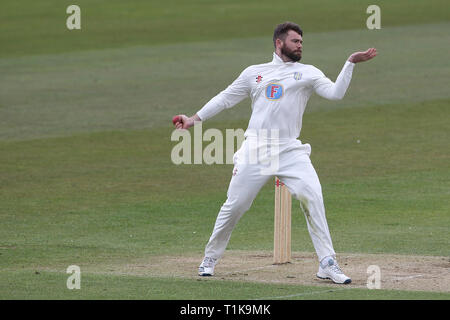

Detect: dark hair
273,22,303,48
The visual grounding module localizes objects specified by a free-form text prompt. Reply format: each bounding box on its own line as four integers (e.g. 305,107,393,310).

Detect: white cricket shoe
198,257,217,276
317,257,352,284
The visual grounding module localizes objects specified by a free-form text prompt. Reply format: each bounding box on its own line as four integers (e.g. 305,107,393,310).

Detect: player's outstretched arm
348,48,377,63
313,47,377,100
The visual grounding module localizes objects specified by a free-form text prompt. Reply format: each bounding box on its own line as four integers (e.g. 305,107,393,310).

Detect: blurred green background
1,0,449,299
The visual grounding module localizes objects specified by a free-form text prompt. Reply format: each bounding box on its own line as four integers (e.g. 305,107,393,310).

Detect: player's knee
224,193,253,214
293,185,323,206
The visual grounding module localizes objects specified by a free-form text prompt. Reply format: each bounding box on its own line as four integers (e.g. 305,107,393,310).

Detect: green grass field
1,0,449,301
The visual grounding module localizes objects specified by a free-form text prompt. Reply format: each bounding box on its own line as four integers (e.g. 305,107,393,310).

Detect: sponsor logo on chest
265,83,283,100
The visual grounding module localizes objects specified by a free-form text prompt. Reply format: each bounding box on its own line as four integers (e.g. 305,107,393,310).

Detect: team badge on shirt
256,75,263,83
265,83,283,100
293,72,302,80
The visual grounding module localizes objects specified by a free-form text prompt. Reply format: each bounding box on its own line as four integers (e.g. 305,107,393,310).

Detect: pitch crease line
251,287,349,300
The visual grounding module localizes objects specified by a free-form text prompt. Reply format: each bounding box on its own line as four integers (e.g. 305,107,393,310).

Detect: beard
281,44,302,62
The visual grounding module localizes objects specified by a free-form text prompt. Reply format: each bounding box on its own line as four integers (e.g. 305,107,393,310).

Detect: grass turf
2,271,450,300
1,99,448,270
1,0,449,300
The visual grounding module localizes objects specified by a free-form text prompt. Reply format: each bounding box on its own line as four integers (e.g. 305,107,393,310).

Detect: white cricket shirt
197,52,355,140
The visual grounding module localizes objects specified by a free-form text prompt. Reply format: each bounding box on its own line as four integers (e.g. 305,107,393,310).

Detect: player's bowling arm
173,114,201,130
197,68,251,121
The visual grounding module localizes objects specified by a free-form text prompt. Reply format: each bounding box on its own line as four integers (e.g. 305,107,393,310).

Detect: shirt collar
272,52,296,65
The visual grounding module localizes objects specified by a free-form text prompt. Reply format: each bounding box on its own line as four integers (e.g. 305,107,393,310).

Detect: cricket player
173,22,377,284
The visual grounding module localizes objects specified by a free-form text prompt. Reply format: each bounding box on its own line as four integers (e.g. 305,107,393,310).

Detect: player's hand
172,115,194,130
348,48,377,63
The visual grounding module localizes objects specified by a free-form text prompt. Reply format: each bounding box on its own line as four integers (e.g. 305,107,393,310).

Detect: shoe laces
323,258,343,274
203,257,217,267
328,260,343,274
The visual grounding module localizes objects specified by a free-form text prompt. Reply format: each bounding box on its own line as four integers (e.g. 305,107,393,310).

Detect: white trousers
204,137,336,262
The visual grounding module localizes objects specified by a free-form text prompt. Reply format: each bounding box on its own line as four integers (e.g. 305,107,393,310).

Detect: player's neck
275,51,294,63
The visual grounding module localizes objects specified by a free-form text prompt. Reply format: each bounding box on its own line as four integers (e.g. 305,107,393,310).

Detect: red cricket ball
172,115,181,125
